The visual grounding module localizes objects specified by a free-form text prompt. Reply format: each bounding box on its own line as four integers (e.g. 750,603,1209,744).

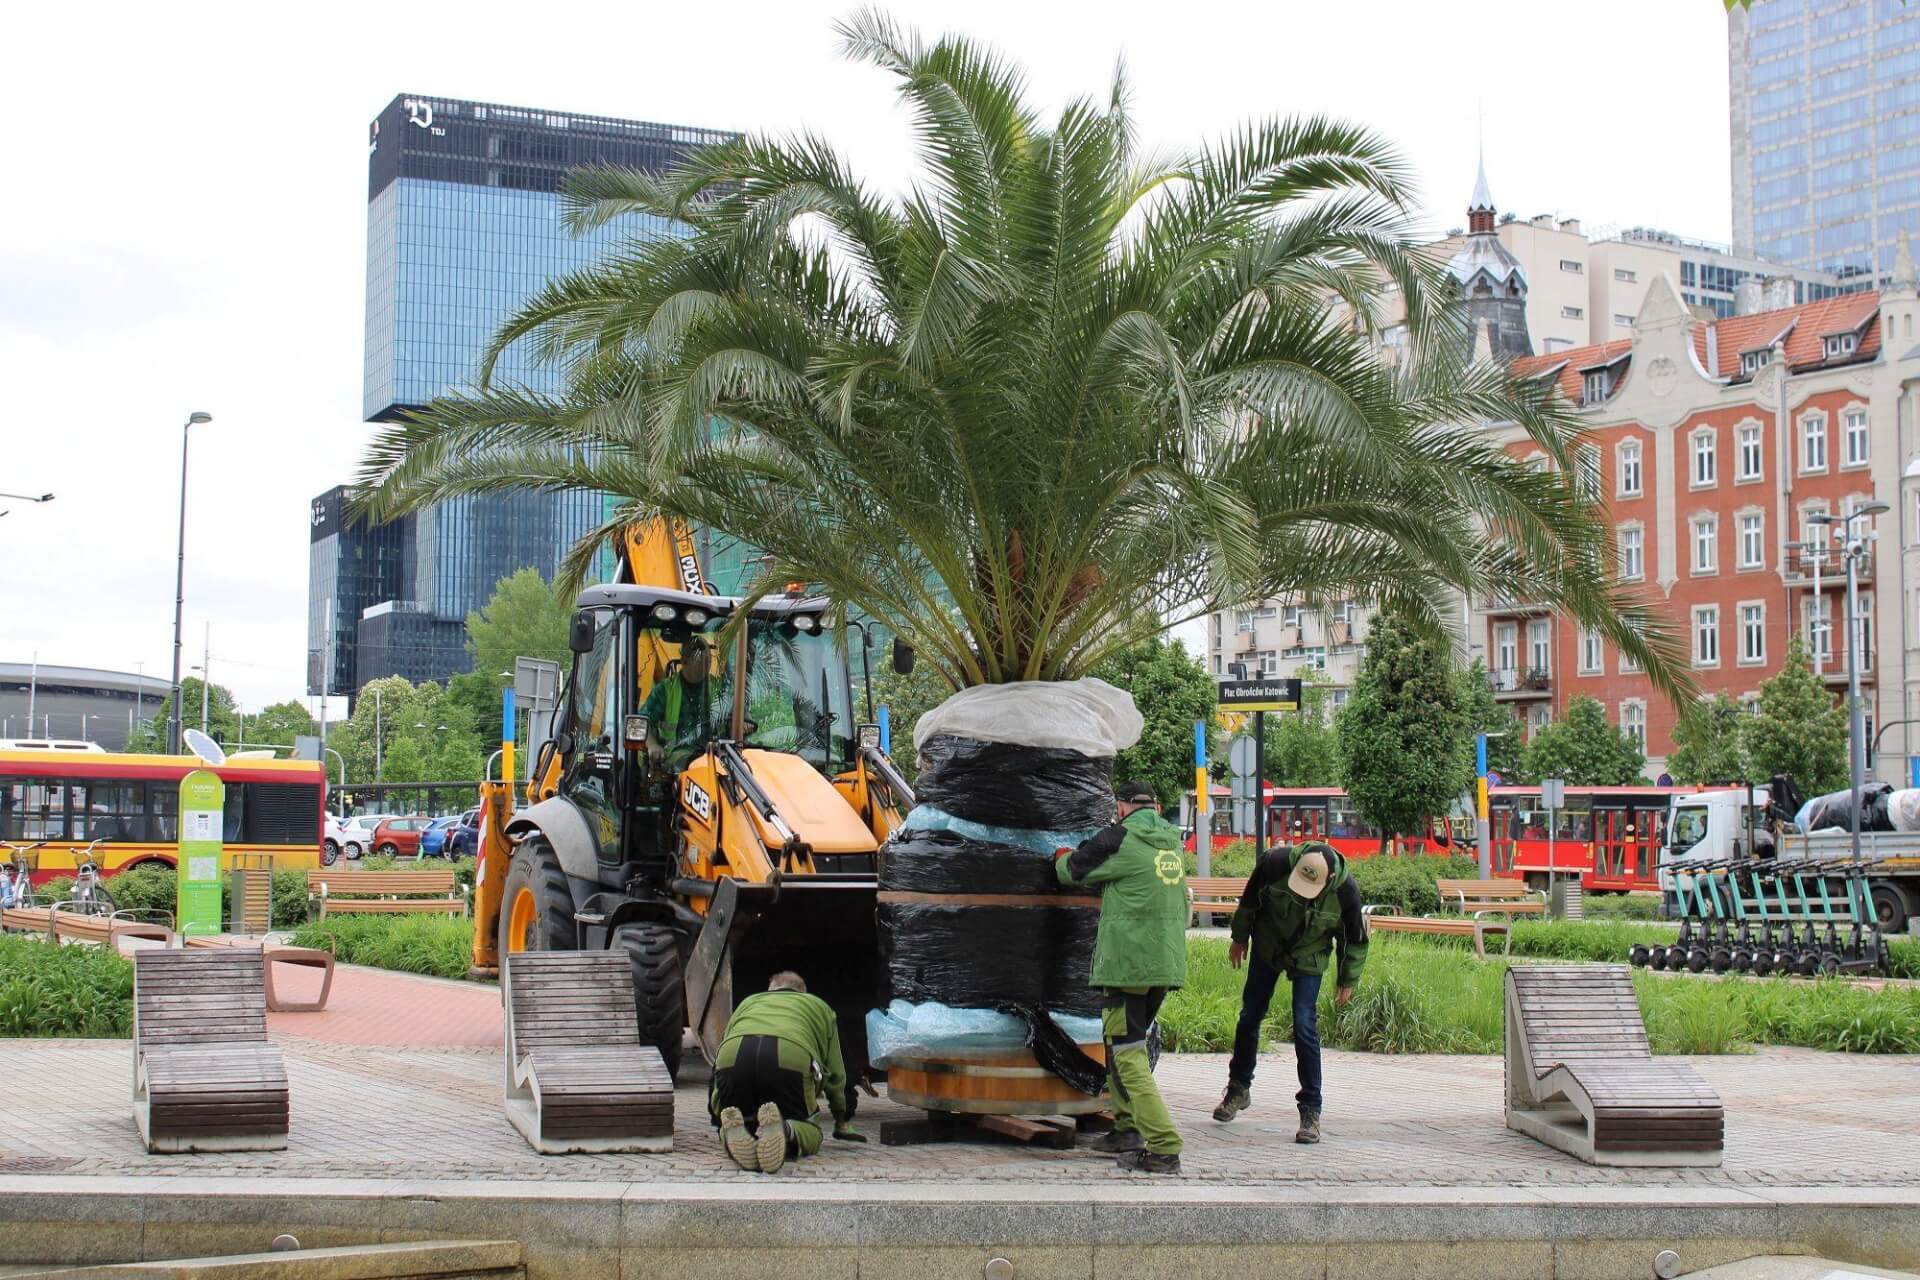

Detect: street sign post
1541,777,1565,910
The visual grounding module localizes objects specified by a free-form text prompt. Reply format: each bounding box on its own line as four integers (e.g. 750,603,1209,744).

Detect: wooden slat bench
1363,909,1511,958
1504,963,1723,1167
2,905,173,952
1187,877,1247,924
503,950,673,1154
307,870,467,919
132,948,289,1153
1437,878,1547,916
183,935,336,1013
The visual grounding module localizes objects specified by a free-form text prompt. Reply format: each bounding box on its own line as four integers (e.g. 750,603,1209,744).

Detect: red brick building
1482,260,1920,778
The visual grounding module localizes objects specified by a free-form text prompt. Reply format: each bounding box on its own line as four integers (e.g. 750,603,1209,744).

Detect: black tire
1869,883,1909,933
376,842,399,858
1709,947,1733,974
1751,951,1774,977
1628,944,1650,968
614,922,686,1081
79,885,116,916
322,840,340,867
497,839,575,957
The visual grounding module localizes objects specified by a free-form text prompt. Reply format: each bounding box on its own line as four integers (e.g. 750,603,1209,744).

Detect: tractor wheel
1869,883,1909,933
498,840,575,957
614,922,686,1081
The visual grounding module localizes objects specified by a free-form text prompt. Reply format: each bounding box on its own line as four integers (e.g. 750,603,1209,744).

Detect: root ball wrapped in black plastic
913,735,1117,831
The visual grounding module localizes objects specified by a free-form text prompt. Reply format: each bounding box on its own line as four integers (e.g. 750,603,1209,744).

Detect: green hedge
0,935,133,1037
290,915,476,980
1183,848,1482,917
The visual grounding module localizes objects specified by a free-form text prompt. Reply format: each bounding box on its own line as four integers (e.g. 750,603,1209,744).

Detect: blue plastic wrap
865,999,1102,1066
899,803,1100,854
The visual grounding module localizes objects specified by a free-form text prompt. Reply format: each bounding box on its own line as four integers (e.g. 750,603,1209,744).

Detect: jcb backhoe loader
468,519,916,1081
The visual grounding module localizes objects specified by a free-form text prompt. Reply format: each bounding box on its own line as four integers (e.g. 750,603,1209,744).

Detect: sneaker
1091,1128,1144,1154
719,1107,758,1171
1295,1108,1321,1145
1115,1149,1182,1176
1212,1082,1251,1123
755,1101,790,1174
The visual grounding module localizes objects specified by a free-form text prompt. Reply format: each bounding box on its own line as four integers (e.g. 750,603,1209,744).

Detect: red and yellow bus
0,750,326,884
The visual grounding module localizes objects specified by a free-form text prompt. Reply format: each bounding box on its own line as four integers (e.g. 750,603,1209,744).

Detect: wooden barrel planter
883,1043,1107,1115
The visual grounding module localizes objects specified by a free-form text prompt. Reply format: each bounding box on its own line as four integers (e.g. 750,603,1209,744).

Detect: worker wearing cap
1213,840,1368,1144
711,972,860,1174
642,637,718,771
1055,779,1189,1175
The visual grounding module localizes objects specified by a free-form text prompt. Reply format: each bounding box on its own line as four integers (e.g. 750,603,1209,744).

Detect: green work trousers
1103,986,1180,1155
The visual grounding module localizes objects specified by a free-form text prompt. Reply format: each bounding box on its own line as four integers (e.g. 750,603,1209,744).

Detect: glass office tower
345,95,739,689
1731,0,1920,284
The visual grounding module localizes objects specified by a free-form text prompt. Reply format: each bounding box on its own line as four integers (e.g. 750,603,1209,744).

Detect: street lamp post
168,411,214,754
1834,498,1889,867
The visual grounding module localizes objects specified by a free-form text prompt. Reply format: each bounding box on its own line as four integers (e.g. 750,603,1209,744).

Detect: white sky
0,0,1733,713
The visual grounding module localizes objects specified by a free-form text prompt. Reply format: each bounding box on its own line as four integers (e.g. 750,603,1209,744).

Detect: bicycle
69,840,117,916
0,841,45,909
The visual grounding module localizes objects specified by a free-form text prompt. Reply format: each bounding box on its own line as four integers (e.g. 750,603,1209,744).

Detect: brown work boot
754,1102,791,1174
1115,1149,1183,1176
1295,1108,1321,1145
718,1107,758,1171
1212,1082,1250,1122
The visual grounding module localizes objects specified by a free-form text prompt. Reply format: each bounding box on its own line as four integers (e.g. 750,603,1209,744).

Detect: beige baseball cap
1287,849,1332,900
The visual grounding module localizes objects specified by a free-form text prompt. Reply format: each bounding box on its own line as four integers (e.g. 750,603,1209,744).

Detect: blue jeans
1226,951,1324,1112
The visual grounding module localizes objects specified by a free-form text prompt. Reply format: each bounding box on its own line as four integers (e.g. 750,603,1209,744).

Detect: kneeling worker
1056,780,1189,1175
711,972,860,1173
1213,840,1368,1144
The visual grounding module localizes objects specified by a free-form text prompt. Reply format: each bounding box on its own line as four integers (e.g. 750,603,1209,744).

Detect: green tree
1335,603,1470,851
466,568,571,678
126,678,238,752
1457,659,1527,783
1521,696,1644,786
1742,633,1848,794
357,13,1685,715
1666,694,1750,785
1091,639,1218,806
1262,669,1340,787
241,700,316,752
868,660,957,783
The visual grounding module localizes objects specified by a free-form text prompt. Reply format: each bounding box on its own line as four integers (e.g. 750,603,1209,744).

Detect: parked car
419,815,462,858
370,815,433,858
323,816,350,866
445,808,482,858
337,813,394,861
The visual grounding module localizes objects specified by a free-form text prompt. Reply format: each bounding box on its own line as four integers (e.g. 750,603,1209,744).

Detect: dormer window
1741,348,1774,377
1583,370,1612,404
1824,333,1858,360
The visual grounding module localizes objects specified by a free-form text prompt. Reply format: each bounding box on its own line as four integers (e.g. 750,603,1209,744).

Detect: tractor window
742,622,853,773
564,609,626,860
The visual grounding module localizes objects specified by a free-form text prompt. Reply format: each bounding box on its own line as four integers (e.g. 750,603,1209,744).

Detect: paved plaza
0,962,1914,1189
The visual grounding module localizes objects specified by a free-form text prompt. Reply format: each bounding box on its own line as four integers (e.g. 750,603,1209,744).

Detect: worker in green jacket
1212,841,1369,1145
642,636,718,771
1055,779,1189,1175
710,972,861,1173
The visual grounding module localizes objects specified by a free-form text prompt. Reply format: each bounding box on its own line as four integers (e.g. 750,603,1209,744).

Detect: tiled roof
1512,340,1631,401
1690,292,1880,379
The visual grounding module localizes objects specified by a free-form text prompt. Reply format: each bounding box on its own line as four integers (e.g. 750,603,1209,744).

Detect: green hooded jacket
1056,807,1189,990
1229,843,1369,988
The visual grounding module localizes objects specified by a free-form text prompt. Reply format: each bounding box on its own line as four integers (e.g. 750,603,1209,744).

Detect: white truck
1661,784,1920,932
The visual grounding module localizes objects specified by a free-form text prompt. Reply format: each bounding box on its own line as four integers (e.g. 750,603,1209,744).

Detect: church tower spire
1447,148,1532,359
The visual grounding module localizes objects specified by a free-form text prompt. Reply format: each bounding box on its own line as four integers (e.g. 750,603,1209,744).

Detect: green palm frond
353,10,1692,702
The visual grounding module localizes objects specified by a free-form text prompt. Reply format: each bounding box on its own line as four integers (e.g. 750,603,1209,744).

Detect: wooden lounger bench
2,905,173,952
503,950,673,1154
1504,964,1723,1167
1187,877,1247,924
183,935,336,1013
132,948,289,1153
307,870,467,919
1436,877,1547,916
1363,909,1511,958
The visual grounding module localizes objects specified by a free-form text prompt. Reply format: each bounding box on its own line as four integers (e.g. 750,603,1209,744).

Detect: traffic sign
1219,678,1301,713
1540,778,1566,810
1228,735,1258,779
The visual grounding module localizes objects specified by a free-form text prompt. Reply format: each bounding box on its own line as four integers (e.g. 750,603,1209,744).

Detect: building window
1576,444,1601,500
1740,603,1766,665
1211,655,1222,674
1694,605,1720,668
1737,422,1763,481
1692,428,1717,487
1741,348,1774,377
1528,619,1552,674
1855,593,1873,672
1255,604,1278,619
1615,268,1637,283
1617,440,1642,497
1620,700,1647,748
1739,511,1765,569
1619,524,1644,582
1580,626,1603,674
1824,333,1858,360
1692,515,1718,574
1583,370,1610,403
1563,305,1586,320
1282,604,1304,628
1843,408,1868,467
1614,314,1635,328
1560,259,1584,274
1805,596,1832,666
1234,609,1254,633
1802,413,1827,473
1495,623,1518,675
1259,650,1279,675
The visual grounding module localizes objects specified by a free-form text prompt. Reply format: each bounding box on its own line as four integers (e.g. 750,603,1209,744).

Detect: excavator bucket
686,873,882,1079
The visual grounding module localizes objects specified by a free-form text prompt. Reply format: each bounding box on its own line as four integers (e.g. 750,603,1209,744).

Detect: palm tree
357,9,1684,698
